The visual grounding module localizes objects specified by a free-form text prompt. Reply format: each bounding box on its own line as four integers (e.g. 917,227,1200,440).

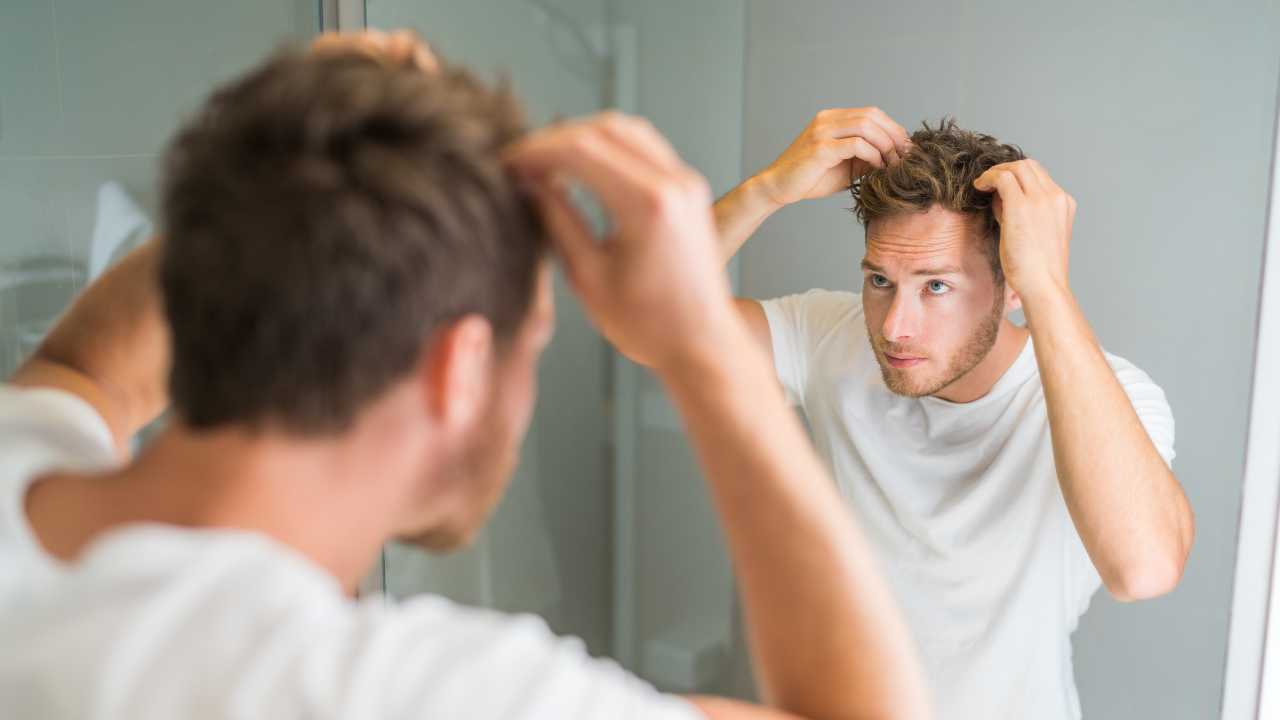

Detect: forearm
659,320,929,720
1023,284,1193,600
714,176,783,268
10,240,170,450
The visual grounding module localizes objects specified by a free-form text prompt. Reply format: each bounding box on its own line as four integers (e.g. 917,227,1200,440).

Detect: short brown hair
851,117,1024,280
160,47,545,434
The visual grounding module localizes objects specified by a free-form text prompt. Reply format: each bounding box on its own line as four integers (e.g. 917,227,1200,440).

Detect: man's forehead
864,208,983,266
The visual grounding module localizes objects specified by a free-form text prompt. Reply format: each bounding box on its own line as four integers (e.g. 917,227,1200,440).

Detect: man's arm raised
8,240,169,456
508,112,930,720
974,159,1195,602
713,107,909,361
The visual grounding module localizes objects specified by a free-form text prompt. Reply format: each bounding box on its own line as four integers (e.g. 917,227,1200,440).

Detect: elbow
1107,482,1196,603
1105,546,1190,603
1107,563,1181,602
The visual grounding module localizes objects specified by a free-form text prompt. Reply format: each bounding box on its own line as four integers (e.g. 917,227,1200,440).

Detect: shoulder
0,528,700,720
0,385,118,562
760,289,864,336
1100,350,1168,396
0,384,117,474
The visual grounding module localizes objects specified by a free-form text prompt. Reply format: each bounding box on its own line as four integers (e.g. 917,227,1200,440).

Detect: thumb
529,177,603,300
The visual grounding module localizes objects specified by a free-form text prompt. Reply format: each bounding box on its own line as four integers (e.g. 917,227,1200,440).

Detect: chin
398,522,477,553
877,359,938,398
882,376,936,398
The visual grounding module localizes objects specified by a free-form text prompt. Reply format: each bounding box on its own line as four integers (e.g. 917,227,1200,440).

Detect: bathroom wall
0,0,316,376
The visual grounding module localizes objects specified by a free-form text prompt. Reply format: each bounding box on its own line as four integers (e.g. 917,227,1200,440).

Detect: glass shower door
0,0,319,378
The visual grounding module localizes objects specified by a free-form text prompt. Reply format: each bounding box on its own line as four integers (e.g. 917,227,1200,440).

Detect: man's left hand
974,159,1075,302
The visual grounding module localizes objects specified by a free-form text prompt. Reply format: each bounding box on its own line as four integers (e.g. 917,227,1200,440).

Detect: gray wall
0,0,316,377
736,0,1280,716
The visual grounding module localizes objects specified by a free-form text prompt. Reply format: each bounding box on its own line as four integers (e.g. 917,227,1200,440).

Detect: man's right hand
755,107,911,207
505,112,740,373
710,107,910,272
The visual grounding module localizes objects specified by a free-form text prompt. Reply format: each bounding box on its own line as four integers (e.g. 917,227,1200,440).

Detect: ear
422,315,496,431
1003,282,1023,315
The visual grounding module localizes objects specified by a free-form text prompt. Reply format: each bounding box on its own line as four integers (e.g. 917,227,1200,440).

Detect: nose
882,290,922,344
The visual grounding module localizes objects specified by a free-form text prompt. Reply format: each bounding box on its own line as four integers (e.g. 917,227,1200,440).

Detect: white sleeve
0,384,117,473
0,385,117,556
758,289,858,406
332,595,704,720
1110,359,1176,468
1064,357,1177,613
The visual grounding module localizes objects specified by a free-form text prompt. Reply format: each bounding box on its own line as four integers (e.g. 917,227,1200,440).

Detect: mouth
883,351,927,369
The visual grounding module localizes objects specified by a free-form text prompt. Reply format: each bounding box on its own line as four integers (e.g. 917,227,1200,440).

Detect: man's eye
870,275,890,288
927,280,951,295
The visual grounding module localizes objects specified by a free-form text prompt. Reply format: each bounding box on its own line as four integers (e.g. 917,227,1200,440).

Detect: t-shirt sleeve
0,385,119,605
1064,357,1177,614
331,595,704,720
1110,358,1176,468
0,385,117,545
758,289,858,406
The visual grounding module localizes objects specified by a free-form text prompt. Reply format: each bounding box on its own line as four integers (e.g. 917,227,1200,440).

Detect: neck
27,412,434,595
932,318,1030,404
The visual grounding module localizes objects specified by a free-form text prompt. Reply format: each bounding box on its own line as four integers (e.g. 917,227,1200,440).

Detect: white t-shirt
0,385,701,720
760,289,1176,720
0,385,118,606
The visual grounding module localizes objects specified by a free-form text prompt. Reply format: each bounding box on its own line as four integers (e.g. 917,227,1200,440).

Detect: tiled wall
0,0,316,375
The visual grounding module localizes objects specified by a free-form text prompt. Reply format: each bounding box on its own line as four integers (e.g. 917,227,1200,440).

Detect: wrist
1016,276,1075,320
741,172,787,215
653,306,767,391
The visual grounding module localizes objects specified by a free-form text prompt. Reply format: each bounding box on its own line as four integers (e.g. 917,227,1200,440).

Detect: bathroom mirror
360,2,1280,718
1222,53,1280,720
4,2,1280,718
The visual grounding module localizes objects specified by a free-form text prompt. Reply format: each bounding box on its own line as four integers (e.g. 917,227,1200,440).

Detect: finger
990,171,1023,211
310,30,384,56
310,30,439,73
506,123,673,227
594,111,685,175
975,164,1019,192
829,136,885,171
863,107,912,153
819,112,898,161
387,30,439,72
865,105,916,149
975,168,1024,205
1007,161,1045,195
823,107,911,153
527,177,603,296
1024,158,1062,194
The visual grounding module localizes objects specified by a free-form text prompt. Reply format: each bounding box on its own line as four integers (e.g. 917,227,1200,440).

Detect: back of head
851,117,1024,279
160,47,545,435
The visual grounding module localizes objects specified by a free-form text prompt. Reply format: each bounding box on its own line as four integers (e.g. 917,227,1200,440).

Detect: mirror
1223,54,1280,720
3,1,1279,718
362,2,1280,718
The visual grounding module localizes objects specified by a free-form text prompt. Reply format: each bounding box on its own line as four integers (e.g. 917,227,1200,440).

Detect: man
712,110,1195,719
0,33,930,720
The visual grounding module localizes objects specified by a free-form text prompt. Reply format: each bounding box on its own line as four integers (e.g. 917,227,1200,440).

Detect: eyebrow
860,259,964,276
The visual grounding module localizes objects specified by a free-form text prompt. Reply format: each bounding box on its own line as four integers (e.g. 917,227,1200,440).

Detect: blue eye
927,280,951,295
870,274,891,288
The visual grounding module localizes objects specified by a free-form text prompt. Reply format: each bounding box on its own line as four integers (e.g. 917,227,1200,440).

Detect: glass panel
0,0,319,379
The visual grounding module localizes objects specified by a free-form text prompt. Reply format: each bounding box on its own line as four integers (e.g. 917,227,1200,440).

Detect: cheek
862,293,890,334
930,291,994,341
